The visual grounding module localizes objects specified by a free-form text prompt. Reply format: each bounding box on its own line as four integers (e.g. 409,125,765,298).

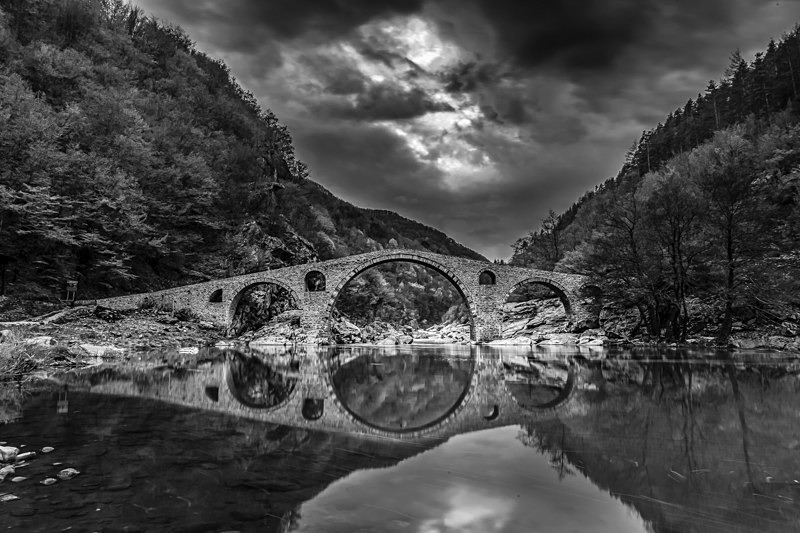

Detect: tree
691,127,765,343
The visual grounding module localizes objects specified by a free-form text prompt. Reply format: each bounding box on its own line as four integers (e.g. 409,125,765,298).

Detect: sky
291,426,649,532
135,0,800,259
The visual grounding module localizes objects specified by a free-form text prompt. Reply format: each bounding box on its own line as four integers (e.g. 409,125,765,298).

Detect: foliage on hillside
0,0,481,302
512,30,800,343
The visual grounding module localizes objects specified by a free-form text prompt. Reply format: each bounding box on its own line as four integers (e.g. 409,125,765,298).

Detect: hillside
511,28,800,344
0,0,482,306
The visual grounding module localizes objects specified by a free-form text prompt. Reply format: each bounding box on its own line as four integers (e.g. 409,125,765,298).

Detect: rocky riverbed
0,293,798,377
0,443,82,505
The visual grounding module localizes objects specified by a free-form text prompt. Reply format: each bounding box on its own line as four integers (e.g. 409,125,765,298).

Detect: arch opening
483,404,500,421
478,270,496,285
204,385,219,402
225,351,300,409
302,398,324,420
305,270,326,292
503,357,575,411
328,257,475,344
499,280,572,340
209,289,223,303
228,281,299,337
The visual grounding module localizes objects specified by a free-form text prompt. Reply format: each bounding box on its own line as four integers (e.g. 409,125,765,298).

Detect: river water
1,345,799,532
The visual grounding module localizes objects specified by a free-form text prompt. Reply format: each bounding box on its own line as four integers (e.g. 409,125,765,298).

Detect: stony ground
1,294,798,379
0,305,228,377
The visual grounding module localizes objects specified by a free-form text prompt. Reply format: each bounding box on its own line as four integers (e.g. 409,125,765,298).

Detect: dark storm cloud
475,0,656,70
464,0,752,76
140,0,425,46
442,62,507,93
225,0,425,40
340,84,454,120
136,0,800,258
293,122,445,206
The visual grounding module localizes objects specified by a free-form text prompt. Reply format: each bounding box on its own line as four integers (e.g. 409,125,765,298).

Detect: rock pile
0,444,80,505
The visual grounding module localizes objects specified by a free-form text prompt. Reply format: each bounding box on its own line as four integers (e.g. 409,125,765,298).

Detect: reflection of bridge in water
61,345,588,442
39,349,800,533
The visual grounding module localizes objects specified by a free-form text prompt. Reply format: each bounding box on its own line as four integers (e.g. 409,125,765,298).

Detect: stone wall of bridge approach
93,249,601,343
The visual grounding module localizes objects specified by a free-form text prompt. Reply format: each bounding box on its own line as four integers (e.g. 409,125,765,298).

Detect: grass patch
0,331,40,379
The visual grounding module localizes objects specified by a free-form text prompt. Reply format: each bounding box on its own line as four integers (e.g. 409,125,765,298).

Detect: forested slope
0,0,481,303
512,29,800,343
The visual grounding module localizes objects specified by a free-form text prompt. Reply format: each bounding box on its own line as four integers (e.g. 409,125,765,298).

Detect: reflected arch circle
324,253,478,341
501,362,578,413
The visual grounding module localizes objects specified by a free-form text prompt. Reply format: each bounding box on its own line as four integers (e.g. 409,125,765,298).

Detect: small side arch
305,270,326,292
505,276,574,317
302,398,324,421
478,269,497,285
208,288,223,303
482,404,500,420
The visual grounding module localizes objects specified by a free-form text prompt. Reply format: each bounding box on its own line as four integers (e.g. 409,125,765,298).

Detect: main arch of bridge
93,249,599,342
322,252,479,340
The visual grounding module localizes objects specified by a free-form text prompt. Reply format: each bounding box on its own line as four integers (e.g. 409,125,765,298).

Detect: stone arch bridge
95,249,600,343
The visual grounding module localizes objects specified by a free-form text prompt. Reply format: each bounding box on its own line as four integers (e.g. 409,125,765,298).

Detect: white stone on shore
0,446,18,462
488,336,533,346
0,465,15,481
24,336,56,347
57,468,80,481
80,344,124,356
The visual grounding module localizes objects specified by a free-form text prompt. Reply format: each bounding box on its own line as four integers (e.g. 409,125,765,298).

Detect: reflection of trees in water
331,354,473,431
226,351,300,409
518,361,800,532
0,382,28,424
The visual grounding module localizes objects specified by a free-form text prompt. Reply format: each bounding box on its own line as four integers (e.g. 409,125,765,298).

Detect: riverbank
1,300,798,378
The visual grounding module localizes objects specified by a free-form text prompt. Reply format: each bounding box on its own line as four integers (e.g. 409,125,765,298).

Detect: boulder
0,465,15,482
0,329,11,343
0,446,19,462
376,337,397,346
57,468,80,481
80,344,124,356
536,333,580,345
397,335,413,344
23,336,55,347
488,336,533,345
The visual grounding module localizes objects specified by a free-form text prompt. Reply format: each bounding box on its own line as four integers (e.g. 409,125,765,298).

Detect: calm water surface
1,345,799,532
